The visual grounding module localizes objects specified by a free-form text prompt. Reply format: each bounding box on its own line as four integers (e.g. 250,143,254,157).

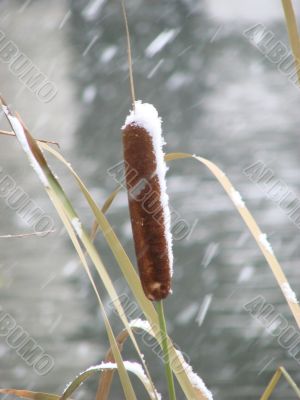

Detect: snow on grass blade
50,204,138,400
0,103,140,400
61,362,161,400
38,143,211,400
1,99,50,188
30,148,158,400
96,329,129,400
97,319,213,400
0,390,59,400
165,152,300,329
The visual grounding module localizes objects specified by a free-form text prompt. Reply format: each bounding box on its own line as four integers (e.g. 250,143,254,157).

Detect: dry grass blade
166,152,300,329
0,230,55,238
39,143,211,399
52,203,137,400
90,185,121,243
0,129,60,147
0,389,59,400
0,102,139,400
61,361,161,400
281,0,300,85
121,0,136,108
260,366,300,399
36,144,158,400
96,330,129,400
97,319,212,400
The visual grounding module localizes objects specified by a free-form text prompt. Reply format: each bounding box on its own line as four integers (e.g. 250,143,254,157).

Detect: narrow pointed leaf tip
122,100,173,301
1,102,50,188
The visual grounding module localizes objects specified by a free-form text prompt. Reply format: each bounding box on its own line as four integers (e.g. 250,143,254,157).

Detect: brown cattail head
122,101,173,301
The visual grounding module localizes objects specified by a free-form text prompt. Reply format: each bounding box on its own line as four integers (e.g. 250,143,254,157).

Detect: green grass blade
156,300,177,400
260,366,300,399
280,367,300,397
260,368,282,400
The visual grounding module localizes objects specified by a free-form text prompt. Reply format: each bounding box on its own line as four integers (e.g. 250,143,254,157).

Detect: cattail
122,100,173,301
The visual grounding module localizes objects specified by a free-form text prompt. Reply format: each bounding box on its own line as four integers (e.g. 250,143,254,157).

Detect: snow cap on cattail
122,100,173,301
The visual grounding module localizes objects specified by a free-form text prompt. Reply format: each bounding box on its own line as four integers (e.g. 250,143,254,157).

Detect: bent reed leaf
38,142,210,399
61,362,161,400
98,319,213,400
166,152,300,329
0,102,140,400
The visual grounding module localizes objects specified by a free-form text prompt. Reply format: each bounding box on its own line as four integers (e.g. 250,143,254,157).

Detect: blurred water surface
1,0,300,398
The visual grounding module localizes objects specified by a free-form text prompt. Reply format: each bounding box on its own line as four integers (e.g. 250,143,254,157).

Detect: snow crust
281,282,299,304
2,105,49,188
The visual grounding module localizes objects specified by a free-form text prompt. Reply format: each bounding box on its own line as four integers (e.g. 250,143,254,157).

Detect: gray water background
1,0,300,398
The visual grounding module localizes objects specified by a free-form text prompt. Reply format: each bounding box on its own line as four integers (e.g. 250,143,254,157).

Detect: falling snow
201,242,219,268
196,294,213,327
82,0,106,21
145,29,179,57
101,45,118,63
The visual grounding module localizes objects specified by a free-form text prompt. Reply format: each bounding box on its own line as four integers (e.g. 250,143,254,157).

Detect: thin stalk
156,300,176,400
121,0,136,109
260,366,300,399
260,368,282,400
280,367,300,397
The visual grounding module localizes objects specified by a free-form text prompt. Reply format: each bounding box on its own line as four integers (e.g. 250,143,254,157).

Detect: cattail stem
156,300,177,400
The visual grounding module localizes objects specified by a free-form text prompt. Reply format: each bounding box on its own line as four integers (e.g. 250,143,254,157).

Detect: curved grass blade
0,390,59,400
61,361,161,400
260,366,300,399
39,143,211,400
31,149,157,399
0,103,139,400
97,319,212,400
17,136,300,332
166,152,300,329
51,202,137,400
96,330,129,400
